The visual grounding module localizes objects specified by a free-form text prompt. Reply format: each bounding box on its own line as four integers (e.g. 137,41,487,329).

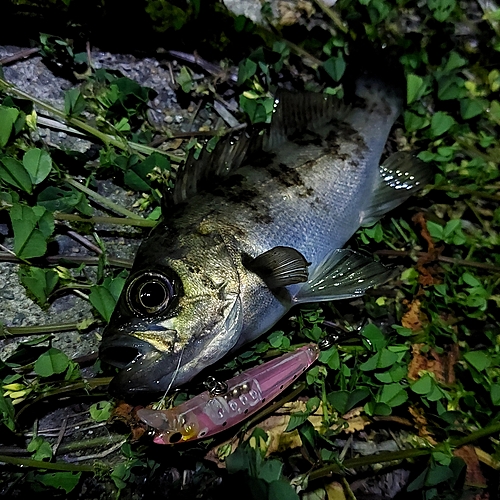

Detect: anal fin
293,249,395,304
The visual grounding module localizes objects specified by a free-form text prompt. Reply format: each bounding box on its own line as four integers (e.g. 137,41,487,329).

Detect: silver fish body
100,78,429,396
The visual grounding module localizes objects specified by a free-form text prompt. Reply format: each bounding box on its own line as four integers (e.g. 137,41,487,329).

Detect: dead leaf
277,0,315,26
408,405,437,445
475,447,500,470
412,212,435,253
402,299,428,332
407,342,458,385
325,482,346,500
342,406,362,420
411,212,444,286
343,415,370,433
372,415,413,427
454,445,487,488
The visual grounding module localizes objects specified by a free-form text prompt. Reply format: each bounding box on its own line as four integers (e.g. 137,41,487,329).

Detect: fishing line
154,346,186,410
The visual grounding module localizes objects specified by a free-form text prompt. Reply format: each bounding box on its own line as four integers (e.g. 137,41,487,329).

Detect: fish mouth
99,334,158,370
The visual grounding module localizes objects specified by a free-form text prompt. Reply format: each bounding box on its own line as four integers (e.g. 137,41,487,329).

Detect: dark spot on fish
289,129,323,147
299,187,314,198
269,162,304,189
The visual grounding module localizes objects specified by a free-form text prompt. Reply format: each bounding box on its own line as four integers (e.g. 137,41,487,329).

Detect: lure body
137,343,320,444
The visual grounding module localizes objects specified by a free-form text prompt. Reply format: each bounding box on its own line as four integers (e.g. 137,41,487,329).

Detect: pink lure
137,343,320,444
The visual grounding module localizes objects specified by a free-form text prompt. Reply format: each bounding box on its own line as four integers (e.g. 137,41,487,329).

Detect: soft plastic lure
137,343,320,444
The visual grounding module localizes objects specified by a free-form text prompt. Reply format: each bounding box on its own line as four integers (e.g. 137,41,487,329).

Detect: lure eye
126,272,174,316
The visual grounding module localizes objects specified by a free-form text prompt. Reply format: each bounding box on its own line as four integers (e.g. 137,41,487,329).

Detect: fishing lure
137,343,321,444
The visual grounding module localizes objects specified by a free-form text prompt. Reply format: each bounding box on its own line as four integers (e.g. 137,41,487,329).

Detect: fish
99,76,430,396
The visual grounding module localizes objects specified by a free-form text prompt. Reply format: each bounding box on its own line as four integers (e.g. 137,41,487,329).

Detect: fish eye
126,272,174,316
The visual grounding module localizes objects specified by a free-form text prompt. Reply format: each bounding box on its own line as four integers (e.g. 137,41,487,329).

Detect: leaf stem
0,251,133,268
2,322,86,336
308,420,500,482
0,455,97,472
64,177,143,219
375,249,500,273
54,212,157,227
431,184,500,202
313,0,349,33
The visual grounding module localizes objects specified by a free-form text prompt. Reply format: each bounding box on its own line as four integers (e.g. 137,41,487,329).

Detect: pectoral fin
292,249,394,304
361,151,432,227
245,246,310,289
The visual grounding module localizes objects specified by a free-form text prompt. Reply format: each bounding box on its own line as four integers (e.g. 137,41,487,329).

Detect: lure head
99,223,242,397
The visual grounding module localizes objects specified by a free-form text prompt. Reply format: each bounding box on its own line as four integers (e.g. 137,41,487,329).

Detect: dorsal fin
166,132,252,206
264,91,351,151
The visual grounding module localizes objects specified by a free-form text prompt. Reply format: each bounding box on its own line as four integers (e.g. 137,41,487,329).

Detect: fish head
99,224,242,397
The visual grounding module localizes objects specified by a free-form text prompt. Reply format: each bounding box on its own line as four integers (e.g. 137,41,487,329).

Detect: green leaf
427,0,456,21
327,388,370,414
110,462,129,490
430,112,455,137
90,401,113,422
323,53,346,82
0,106,20,147
89,276,125,322
425,464,454,486
34,348,70,377
361,323,386,350
10,204,55,259
258,459,283,483
0,390,16,431
27,436,53,461
359,349,399,371
239,95,274,124
0,157,32,193
407,74,425,104
268,330,285,348
38,185,88,213
464,351,491,371
64,88,86,116
404,111,429,132
444,51,467,72
319,346,339,369
426,220,443,240
365,401,391,416
176,66,194,93
238,58,257,85
268,478,300,500
23,148,52,185
378,383,408,407
437,74,466,100
411,374,433,394
491,384,500,405
285,411,309,432
460,98,487,119
19,267,59,306
35,472,82,494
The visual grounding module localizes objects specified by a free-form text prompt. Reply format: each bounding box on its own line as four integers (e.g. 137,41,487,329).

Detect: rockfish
100,78,429,396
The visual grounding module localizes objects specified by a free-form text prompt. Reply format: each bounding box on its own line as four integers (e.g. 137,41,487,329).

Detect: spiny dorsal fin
168,132,252,206
293,249,395,304
264,91,351,151
360,151,432,227
245,246,310,289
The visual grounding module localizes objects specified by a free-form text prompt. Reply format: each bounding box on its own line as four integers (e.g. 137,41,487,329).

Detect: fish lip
99,334,160,370
100,335,165,397
99,331,184,397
